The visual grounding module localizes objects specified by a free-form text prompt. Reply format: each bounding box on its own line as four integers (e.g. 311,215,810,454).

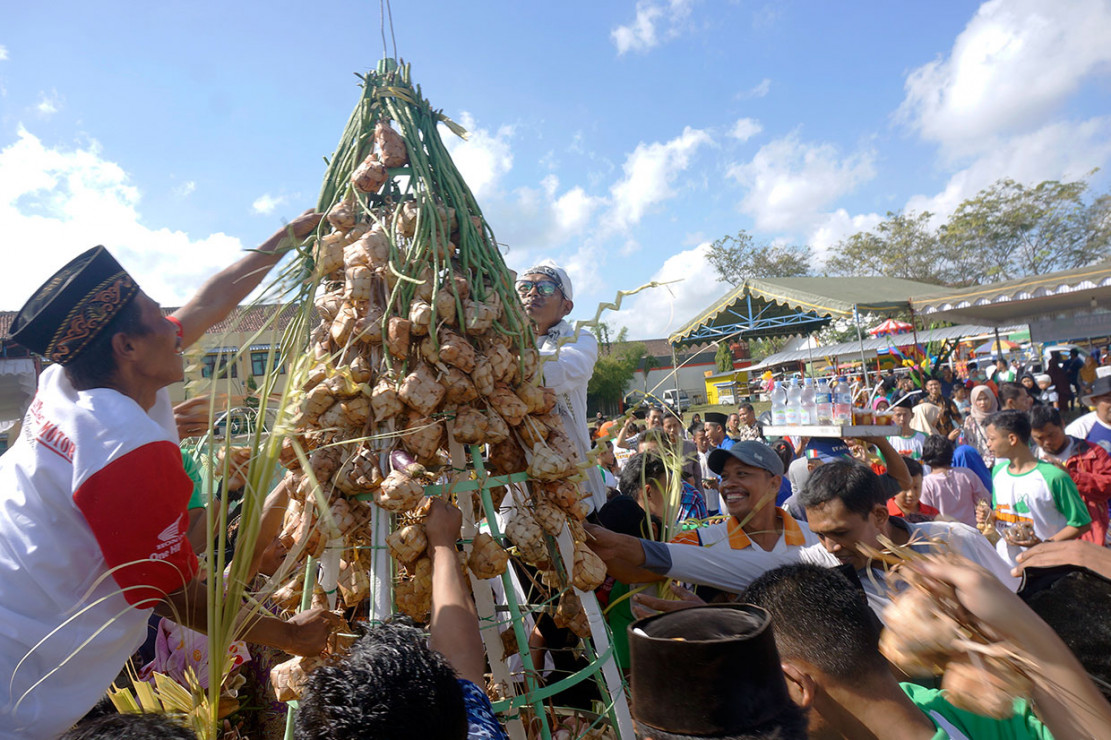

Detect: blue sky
2,1,1110,339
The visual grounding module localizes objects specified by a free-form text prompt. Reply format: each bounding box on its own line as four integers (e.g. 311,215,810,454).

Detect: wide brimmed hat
1082,375,1111,406
8,246,140,365
629,604,792,736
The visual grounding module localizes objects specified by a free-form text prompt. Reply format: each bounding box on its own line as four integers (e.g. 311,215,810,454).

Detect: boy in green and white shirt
981,410,1091,568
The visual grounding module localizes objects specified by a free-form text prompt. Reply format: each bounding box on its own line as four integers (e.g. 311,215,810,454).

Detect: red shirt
887,498,940,521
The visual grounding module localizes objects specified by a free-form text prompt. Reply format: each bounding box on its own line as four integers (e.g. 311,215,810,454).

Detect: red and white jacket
0,364,196,738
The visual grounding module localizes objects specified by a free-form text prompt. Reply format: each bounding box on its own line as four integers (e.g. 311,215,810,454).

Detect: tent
668,276,952,382
912,262,1111,327
743,324,1016,374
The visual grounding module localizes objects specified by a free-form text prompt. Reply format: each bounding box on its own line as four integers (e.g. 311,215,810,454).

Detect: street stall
669,276,953,386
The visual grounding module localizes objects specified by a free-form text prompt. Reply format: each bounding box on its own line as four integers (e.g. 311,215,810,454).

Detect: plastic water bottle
801,378,817,424
833,377,852,425
815,377,833,424
771,382,787,426
786,378,803,426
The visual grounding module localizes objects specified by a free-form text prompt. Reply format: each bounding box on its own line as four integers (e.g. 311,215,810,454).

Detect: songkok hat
8,246,140,365
629,604,792,736
704,411,728,426
523,259,572,300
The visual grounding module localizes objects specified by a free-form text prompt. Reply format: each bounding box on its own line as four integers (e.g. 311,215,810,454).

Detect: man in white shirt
517,260,605,513
1065,375,1111,453
0,219,341,737
585,441,818,594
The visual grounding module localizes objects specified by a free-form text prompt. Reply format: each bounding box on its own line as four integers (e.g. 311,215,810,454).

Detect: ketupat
272,60,613,726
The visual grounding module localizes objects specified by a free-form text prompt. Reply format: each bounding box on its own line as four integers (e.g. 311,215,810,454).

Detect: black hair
61,713,196,739
1029,404,1063,430
798,461,884,516
901,456,923,478
920,435,953,469
295,621,467,740
986,409,1031,444
634,714,808,740
742,564,887,681
637,429,672,452
997,382,1027,406
64,297,150,390
619,452,667,499
770,439,794,471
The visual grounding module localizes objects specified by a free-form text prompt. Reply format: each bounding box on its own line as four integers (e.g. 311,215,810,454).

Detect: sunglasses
516,280,562,297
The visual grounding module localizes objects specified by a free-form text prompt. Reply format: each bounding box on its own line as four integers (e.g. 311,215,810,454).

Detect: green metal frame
281,446,627,739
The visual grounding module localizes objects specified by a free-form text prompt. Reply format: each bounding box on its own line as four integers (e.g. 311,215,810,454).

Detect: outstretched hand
424,496,463,549
284,607,345,657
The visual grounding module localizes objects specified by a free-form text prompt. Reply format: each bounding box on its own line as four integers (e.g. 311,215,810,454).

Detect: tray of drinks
762,424,900,438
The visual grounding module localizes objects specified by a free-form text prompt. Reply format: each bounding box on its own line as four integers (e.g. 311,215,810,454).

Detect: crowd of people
576,359,1111,738
4,217,1111,740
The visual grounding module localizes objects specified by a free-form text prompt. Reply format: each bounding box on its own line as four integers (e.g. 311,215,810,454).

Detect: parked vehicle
663,388,691,412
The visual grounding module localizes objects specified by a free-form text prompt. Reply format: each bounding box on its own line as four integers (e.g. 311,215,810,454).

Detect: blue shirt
678,481,708,521
717,437,735,451
461,679,507,739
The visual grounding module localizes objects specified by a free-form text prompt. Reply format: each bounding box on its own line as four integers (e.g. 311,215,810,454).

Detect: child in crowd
920,434,991,527
886,457,938,523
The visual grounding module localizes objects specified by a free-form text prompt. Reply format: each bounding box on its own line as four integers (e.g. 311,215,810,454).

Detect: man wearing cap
585,441,820,597
0,217,342,736
1065,374,1111,453
517,260,605,514
627,604,807,739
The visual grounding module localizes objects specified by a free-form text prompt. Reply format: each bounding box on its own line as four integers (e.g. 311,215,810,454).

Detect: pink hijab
969,385,998,424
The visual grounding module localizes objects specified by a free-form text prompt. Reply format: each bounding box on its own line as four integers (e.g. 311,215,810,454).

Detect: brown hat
8,246,140,365
628,604,792,736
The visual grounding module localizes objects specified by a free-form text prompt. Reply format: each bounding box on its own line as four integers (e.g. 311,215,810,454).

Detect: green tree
825,211,954,284
587,327,644,415
715,342,733,372
641,354,660,392
940,177,1111,282
706,230,813,285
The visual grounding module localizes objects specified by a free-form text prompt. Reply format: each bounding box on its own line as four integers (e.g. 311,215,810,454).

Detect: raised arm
425,497,486,687
914,555,1111,739
171,211,321,348
866,435,911,492
583,523,666,585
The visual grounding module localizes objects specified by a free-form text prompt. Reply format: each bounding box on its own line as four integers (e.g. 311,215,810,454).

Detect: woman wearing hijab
1081,355,1099,397
910,402,941,437
961,385,999,467
1019,373,1041,404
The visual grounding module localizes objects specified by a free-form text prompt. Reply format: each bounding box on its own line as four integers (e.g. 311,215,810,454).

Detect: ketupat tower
266,59,633,739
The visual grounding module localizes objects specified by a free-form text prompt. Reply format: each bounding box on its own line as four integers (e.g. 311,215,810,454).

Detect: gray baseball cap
708,441,784,477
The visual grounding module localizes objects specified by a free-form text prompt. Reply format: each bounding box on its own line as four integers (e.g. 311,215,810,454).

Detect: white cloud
0,45,8,61
905,116,1111,221
808,209,884,258
174,180,196,198
611,0,694,55
251,193,285,215
609,126,712,229
36,91,60,116
899,0,1111,154
440,112,514,200
0,128,247,309
737,78,772,99
729,117,763,142
612,241,728,340
727,132,876,232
